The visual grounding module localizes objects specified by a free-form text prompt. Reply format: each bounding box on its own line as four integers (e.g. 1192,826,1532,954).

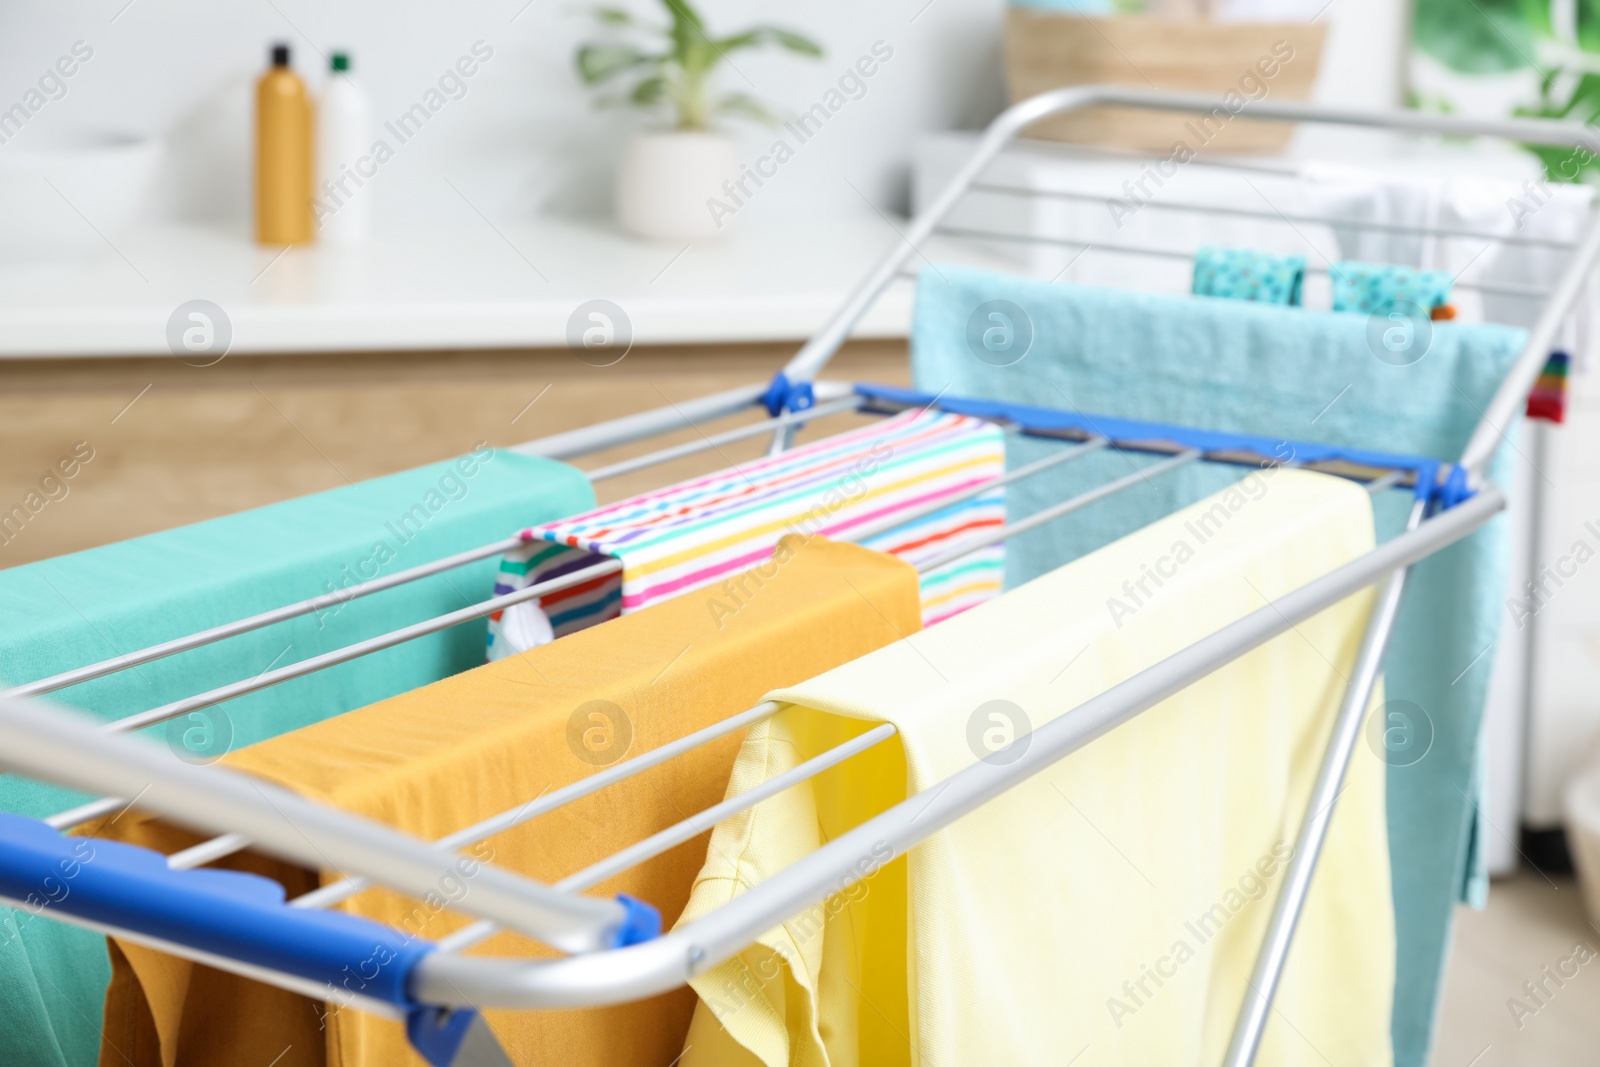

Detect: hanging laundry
88,537,922,1067
1330,260,1454,315
487,408,1005,659
675,470,1393,1067
1300,160,1595,373
0,448,593,1067
1191,244,1306,305
910,263,1526,1067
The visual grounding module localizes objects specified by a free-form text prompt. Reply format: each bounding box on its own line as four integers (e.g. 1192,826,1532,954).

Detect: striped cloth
487,409,1006,660
1525,351,1570,423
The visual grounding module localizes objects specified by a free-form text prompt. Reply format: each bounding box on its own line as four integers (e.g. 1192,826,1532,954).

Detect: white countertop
6,135,1553,361
0,213,916,359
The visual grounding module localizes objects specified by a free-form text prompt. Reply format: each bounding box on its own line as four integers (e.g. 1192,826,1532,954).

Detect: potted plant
575,0,822,241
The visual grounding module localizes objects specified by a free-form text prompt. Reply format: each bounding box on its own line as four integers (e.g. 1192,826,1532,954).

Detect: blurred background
1,0,1598,1062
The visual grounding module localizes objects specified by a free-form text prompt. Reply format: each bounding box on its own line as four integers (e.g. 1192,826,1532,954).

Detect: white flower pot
615,131,739,242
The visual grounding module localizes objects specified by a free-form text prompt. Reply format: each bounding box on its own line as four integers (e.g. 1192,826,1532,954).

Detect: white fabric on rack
1301,160,1595,362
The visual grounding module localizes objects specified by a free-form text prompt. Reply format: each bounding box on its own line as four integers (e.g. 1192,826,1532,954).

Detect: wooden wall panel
0,340,910,567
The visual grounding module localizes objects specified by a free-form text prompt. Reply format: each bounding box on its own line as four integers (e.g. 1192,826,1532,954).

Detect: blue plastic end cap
406,1005,479,1067
761,372,815,417
613,893,661,948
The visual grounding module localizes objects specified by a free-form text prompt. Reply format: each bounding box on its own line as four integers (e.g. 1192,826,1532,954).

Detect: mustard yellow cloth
89,536,922,1067
676,469,1395,1067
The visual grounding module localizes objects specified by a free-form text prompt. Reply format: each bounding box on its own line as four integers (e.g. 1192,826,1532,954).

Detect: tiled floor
1430,871,1600,1065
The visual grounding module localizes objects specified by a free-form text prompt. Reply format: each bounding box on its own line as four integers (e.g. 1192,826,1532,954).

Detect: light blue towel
910,264,1526,1067
1333,260,1455,314
0,449,594,1067
1192,244,1307,306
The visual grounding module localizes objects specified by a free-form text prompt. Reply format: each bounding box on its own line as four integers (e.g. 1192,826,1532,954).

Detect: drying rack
4,86,1599,1067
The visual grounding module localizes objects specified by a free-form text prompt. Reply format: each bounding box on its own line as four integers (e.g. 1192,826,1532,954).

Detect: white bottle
315,51,370,243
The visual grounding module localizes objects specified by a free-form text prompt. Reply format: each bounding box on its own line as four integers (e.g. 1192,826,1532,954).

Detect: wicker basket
1003,9,1327,154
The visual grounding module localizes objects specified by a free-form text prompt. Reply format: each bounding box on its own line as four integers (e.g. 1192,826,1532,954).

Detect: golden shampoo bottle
255,43,313,245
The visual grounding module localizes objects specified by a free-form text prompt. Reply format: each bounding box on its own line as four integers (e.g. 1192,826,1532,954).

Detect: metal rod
1364,470,1406,496
967,182,1581,251
917,449,1202,573
766,425,797,459
847,436,1110,543
585,395,862,482
103,559,623,736
0,695,629,954
43,796,126,830
410,482,1506,1009
931,226,1549,299
575,720,894,890
1221,497,1425,1067
167,832,251,871
510,383,769,460
5,536,528,701
40,559,624,832
436,722,899,956
289,701,785,911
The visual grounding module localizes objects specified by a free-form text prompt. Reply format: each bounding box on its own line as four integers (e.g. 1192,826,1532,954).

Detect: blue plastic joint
403,894,658,1063
1437,463,1475,511
407,1005,480,1067
612,893,661,947
761,372,816,418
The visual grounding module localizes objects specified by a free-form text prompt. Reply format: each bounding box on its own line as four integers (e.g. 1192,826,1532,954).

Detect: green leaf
767,28,823,57
714,92,780,126
630,76,668,106
576,43,658,84
578,0,819,129
661,0,705,31
1581,0,1600,52
714,26,823,58
1413,0,1539,73
1512,67,1600,182
1521,141,1598,182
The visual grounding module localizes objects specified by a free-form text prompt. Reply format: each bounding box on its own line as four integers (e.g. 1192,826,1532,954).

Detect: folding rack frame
3,86,1600,1067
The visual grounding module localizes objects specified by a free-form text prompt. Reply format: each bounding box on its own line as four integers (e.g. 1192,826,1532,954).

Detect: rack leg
766,423,796,457
1221,500,1422,1067
451,1016,516,1067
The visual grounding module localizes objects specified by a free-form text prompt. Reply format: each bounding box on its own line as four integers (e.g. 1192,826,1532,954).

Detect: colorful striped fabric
1526,351,1570,423
487,409,1007,659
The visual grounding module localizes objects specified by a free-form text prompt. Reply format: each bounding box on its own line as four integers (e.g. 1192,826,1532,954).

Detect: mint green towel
910,265,1525,1067
0,448,593,1067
